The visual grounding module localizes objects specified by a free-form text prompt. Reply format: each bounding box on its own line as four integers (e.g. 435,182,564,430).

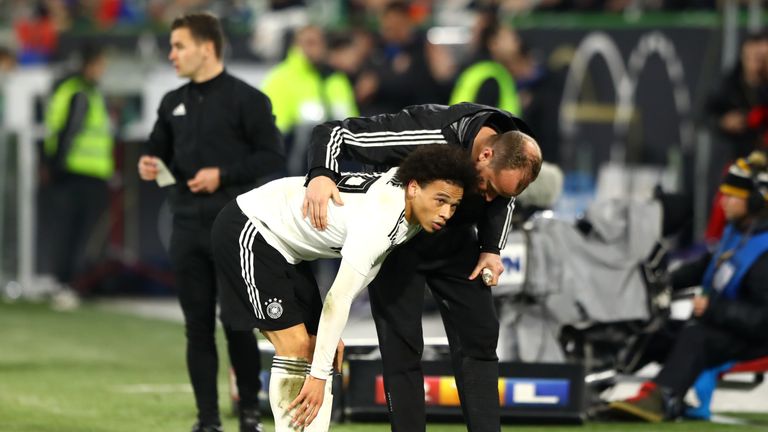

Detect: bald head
489,130,542,190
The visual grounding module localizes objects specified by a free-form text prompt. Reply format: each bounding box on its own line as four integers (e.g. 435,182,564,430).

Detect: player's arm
470,196,516,286
288,260,381,427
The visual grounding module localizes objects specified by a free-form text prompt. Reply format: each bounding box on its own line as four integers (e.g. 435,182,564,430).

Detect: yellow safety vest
262,47,358,133
450,60,521,115
45,76,114,179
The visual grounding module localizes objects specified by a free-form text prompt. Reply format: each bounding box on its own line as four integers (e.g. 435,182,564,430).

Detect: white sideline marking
113,384,193,394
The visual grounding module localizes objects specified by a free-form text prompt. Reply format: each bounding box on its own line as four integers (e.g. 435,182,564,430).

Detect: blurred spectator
706,31,768,161
250,0,308,61
42,44,113,295
508,38,565,163
449,14,521,115
704,31,768,242
261,25,358,174
356,0,455,115
14,2,60,64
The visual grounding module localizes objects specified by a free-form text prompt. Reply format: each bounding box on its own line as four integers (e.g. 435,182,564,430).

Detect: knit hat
720,151,768,203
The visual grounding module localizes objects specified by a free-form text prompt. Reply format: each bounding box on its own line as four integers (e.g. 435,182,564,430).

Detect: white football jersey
236,167,421,275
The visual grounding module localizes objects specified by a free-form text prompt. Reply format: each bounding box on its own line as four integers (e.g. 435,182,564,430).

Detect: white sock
303,372,334,432
270,356,310,432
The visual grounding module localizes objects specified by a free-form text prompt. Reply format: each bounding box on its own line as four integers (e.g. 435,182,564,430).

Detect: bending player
211,146,476,431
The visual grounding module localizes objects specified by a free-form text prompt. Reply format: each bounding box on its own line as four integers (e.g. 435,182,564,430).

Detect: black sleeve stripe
498,198,516,250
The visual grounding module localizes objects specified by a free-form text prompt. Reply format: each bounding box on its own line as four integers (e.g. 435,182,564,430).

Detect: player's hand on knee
303,176,344,231
288,375,326,427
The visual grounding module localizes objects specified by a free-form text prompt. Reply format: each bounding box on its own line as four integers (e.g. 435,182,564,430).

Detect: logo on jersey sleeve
264,298,284,319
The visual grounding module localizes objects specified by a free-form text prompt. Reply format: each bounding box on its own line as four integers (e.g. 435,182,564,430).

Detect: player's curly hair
395,145,477,192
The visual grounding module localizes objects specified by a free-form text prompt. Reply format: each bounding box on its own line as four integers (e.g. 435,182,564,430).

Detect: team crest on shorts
265,298,283,319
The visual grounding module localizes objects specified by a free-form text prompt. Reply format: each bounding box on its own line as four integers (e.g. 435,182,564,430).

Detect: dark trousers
369,225,500,432
654,321,768,397
170,218,262,425
46,175,108,286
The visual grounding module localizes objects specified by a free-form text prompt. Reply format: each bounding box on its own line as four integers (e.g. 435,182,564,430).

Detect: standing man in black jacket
138,12,284,432
302,103,542,432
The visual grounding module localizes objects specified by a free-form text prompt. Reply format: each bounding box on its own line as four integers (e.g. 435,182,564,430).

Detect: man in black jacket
137,12,284,432
302,103,542,431
609,151,768,422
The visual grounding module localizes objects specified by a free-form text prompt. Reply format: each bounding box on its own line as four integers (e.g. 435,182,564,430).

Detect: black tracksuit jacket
307,102,533,254
146,70,285,224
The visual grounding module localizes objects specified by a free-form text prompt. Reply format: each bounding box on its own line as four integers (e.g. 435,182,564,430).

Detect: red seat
726,356,768,374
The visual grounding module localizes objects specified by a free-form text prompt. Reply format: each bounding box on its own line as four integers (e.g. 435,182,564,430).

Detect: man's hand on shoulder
187,167,221,193
302,175,344,231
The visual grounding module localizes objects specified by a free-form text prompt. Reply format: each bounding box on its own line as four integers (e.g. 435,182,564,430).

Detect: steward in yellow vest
450,21,520,115
45,54,113,180
262,26,357,174
41,45,113,291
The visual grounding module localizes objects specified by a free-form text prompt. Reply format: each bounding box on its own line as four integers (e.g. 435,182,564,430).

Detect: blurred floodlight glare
427,27,471,45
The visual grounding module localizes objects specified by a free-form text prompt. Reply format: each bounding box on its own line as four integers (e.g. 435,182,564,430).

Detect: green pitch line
0,301,765,432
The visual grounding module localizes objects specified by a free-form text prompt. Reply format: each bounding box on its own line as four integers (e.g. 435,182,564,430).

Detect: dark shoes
608,381,681,422
190,422,224,432
239,408,264,432
189,408,262,432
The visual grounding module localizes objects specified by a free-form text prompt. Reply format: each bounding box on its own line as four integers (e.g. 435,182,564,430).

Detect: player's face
721,192,749,221
408,180,464,233
169,28,209,79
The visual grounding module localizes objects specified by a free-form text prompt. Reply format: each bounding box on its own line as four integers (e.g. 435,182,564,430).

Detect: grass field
1,301,766,432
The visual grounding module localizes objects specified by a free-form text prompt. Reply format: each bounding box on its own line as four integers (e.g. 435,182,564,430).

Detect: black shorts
212,200,322,333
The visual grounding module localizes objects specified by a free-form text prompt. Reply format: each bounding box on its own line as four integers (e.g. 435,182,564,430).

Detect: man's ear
479,147,494,162
202,40,215,59
407,179,419,199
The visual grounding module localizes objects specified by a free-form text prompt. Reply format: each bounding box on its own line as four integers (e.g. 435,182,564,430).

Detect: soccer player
211,145,476,431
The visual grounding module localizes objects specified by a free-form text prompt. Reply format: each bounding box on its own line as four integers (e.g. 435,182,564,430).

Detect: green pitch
0,301,765,432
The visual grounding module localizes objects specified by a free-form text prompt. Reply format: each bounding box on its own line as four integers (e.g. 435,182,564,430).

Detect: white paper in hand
155,158,176,187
